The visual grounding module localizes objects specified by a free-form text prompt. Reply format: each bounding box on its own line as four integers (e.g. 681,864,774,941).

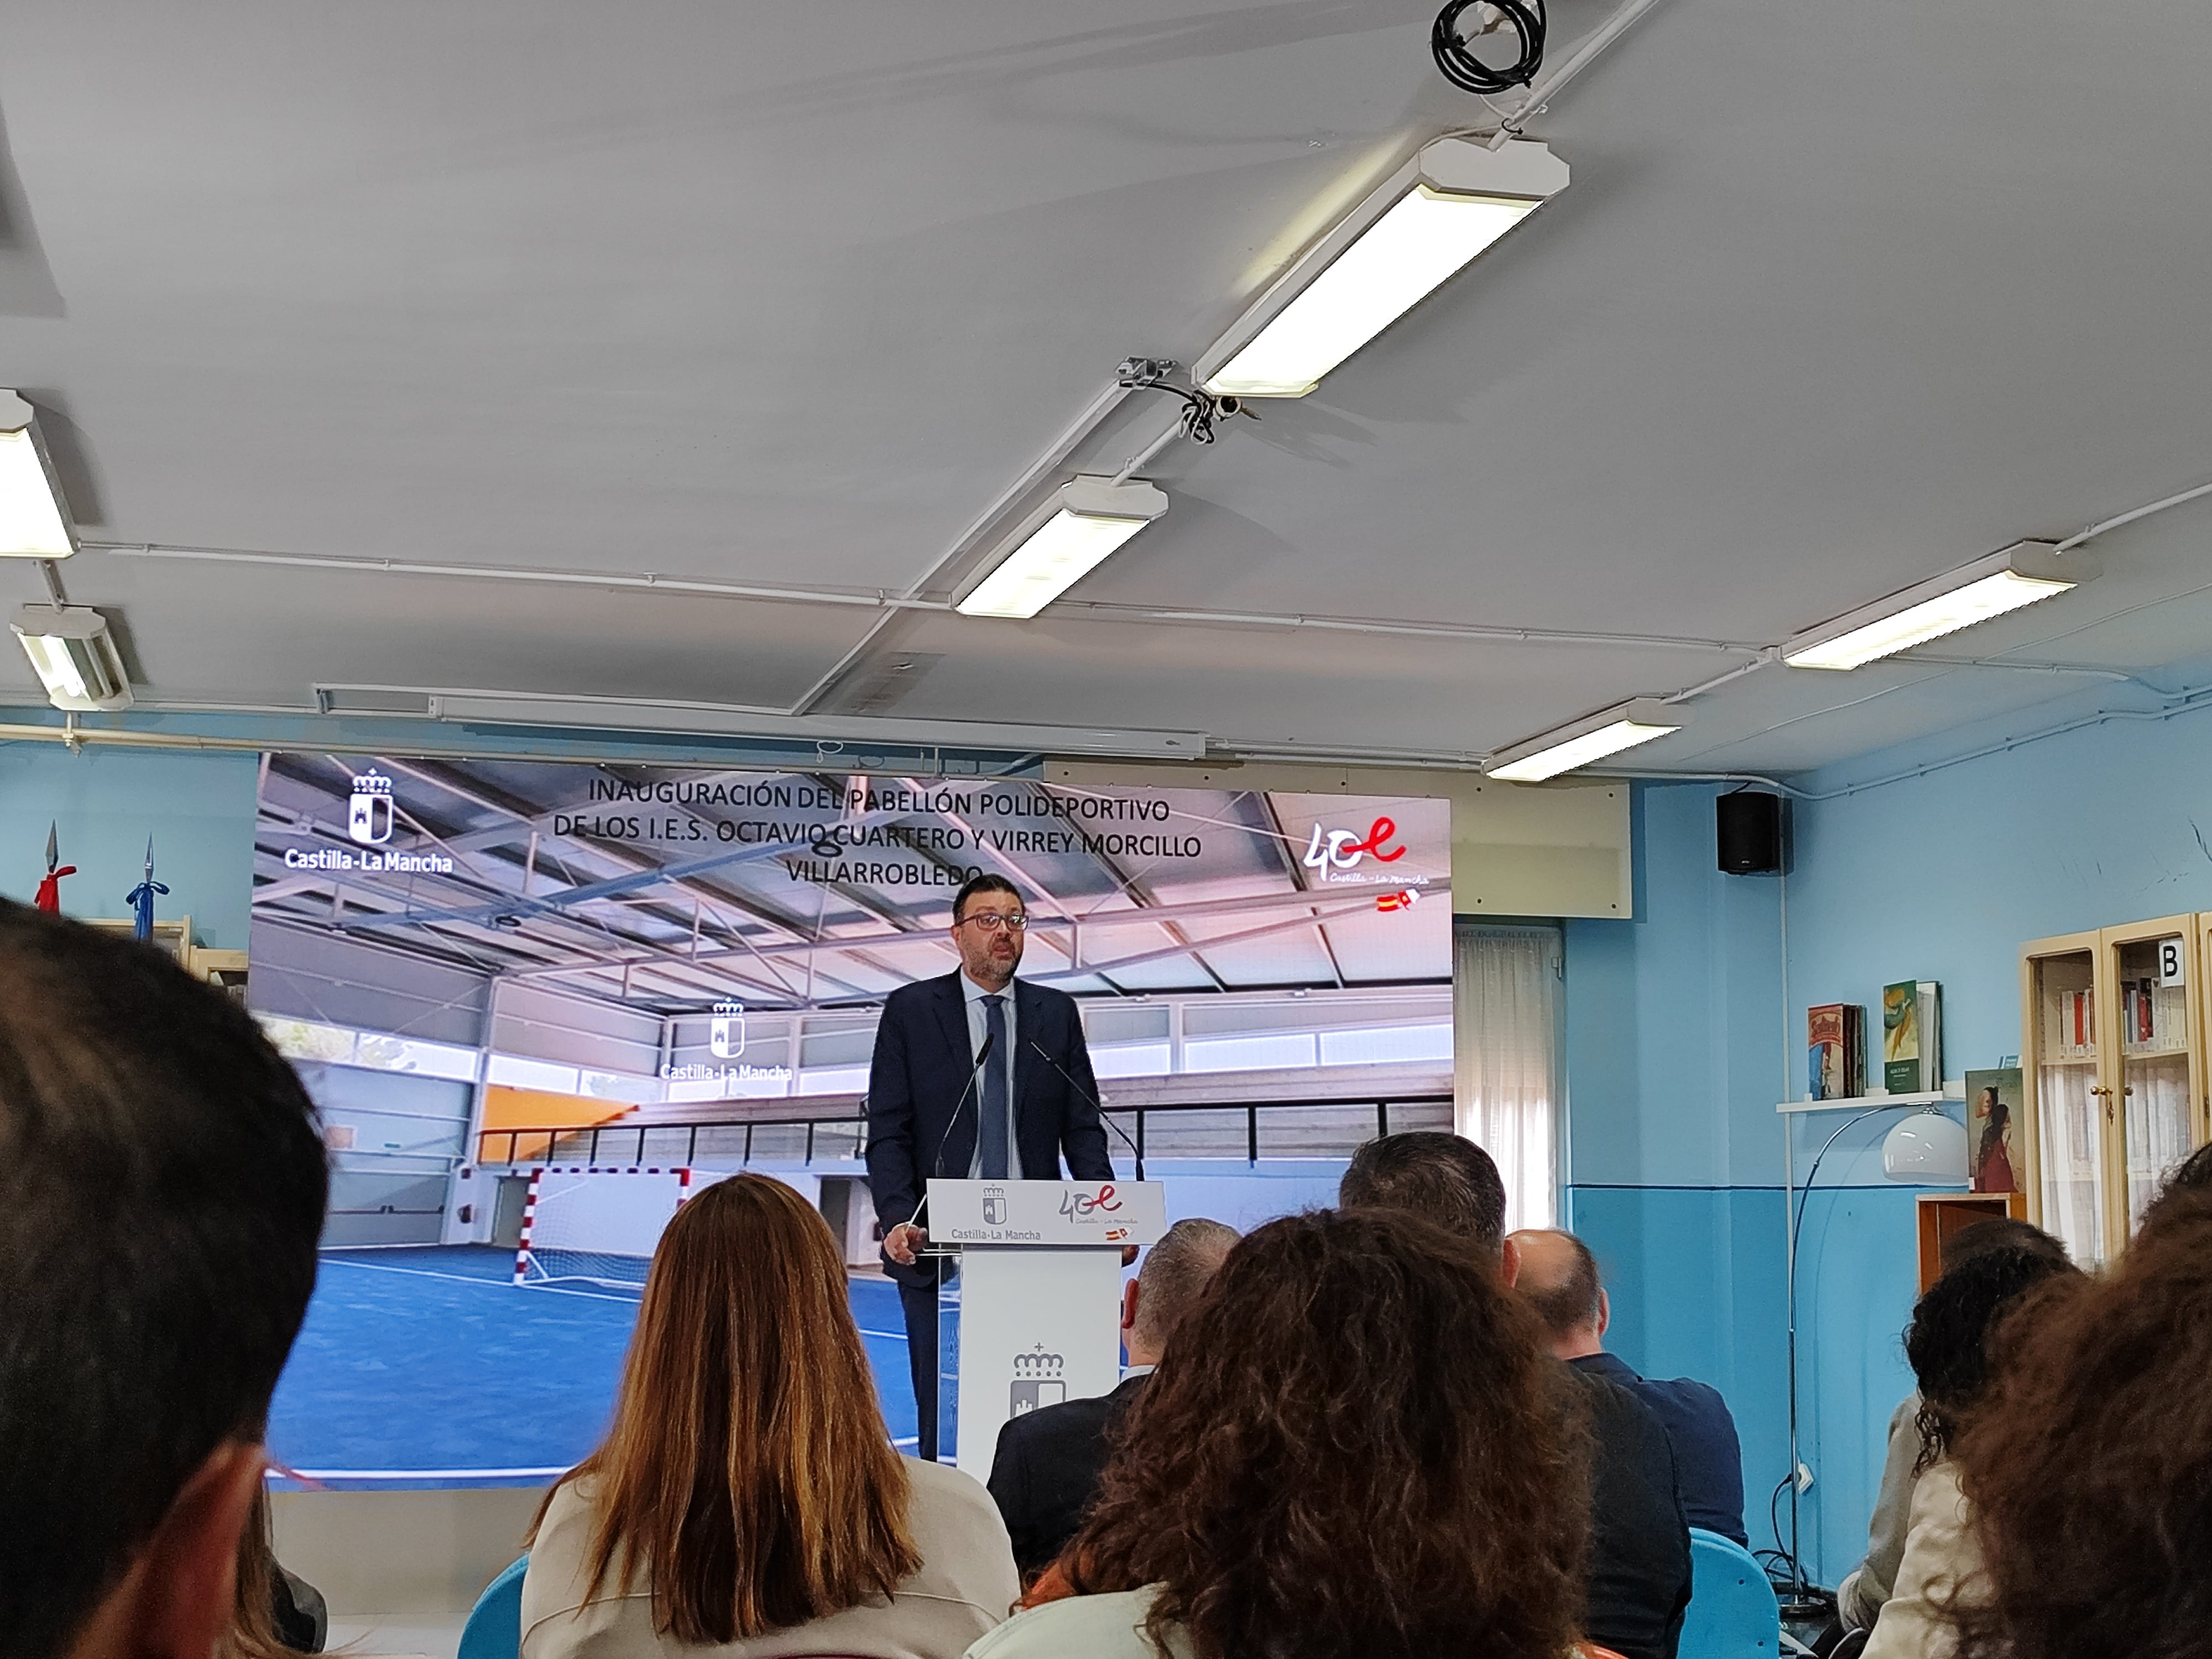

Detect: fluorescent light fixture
1783,541,2097,671
1484,698,1683,783
0,390,77,557
12,604,132,710
1197,137,1569,399
956,477,1168,620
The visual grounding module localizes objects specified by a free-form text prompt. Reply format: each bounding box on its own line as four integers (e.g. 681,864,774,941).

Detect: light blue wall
1756,674,2212,1575
1568,681,2212,1585
1790,674,2212,1067
0,740,260,947
1564,781,1936,1584
1564,783,1788,1191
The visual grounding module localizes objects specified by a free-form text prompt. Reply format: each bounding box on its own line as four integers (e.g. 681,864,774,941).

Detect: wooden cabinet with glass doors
2021,916,2210,1265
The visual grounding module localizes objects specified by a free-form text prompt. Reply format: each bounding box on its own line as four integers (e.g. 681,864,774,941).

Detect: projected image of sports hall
249,753,1453,1486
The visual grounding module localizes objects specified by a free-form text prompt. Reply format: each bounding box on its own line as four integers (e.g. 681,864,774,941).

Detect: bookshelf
2021,914,2211,1265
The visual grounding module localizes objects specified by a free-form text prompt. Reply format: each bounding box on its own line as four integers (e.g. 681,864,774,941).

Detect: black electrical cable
1114,364,1259,446
1432,0,1546,97
1766,1476,1801,1595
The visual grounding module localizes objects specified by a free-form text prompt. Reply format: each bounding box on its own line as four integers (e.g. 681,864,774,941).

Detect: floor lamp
1778,1102,1965,1610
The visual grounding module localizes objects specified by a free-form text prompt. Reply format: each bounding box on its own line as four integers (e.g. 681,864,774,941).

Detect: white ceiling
3,0,2211,773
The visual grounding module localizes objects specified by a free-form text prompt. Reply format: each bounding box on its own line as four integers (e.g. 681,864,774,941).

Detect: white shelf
1776,1082,1965,1115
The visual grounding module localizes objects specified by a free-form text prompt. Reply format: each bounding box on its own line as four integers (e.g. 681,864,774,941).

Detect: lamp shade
1882,1111,1968,1183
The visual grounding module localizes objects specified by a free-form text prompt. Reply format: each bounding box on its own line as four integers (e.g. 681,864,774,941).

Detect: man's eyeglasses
958,912,1029,933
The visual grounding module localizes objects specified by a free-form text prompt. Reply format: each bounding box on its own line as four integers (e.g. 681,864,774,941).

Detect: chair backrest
456,1554,529,1659
1678,1528,1780,1659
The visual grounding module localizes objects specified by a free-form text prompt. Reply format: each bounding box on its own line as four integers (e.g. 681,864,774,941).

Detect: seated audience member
1340,1134,1692,1659
0,902,328,1659
1949,1177,2212,1659
1512,1228,1748,1546
221,1487,326,1658
2136,1139,2212,1235
1860,1245,2078,1659
522,1173,1019,1658
988,1218,1238,1579
1835,1218,2067,1632
967,1207,1590,1659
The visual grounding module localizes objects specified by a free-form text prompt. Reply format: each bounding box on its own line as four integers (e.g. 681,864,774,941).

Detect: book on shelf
1964,1066,2023,1193
2119,977,2184,1052
1883,979,1942,1094
1807,1003,1865,1100
2054,987,2094,1058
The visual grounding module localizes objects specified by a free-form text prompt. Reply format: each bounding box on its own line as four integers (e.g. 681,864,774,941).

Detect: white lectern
924,1177,1166,1479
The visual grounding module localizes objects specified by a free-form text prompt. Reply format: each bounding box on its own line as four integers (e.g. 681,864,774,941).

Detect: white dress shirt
961,971,1022,1180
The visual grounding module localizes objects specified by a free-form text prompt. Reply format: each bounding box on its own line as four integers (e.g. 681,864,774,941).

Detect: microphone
898,1031,997,1235
1029,1037,1142,1181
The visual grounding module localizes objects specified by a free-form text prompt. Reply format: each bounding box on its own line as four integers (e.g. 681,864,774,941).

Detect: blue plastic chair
1677,1528,1781,1659
456,1554,528,1659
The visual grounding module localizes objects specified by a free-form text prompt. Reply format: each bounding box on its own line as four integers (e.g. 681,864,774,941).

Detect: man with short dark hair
1343,1133,1692,1659
987,1216,1239,1577
867,874,1115,1459
0,902,328,1659
1340,1127,1507,1245
1512,1227,1748,1546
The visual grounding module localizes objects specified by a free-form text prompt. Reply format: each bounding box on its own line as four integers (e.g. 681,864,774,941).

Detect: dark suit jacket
866,972,1114,1283
987,1371,1147,1576
1575,1351,1748,1546
1570,1362,1695,1659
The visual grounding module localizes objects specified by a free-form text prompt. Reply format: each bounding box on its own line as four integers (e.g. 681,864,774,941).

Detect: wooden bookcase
1916,1192,2029,1292
2022,915,2211,1265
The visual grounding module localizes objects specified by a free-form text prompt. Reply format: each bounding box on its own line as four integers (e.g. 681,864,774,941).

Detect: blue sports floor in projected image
267,1246,916,1488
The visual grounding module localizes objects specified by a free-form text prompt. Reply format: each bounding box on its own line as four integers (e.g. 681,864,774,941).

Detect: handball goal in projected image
512,1165,696,1292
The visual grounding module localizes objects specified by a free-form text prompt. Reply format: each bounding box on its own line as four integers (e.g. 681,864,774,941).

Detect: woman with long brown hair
218,1485,324,1659
967,1207,1590,1659
521,1173,1019,1657
1948,1175,2212,1659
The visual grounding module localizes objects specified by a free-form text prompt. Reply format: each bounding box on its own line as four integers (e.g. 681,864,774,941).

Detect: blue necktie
979,994,1010,1178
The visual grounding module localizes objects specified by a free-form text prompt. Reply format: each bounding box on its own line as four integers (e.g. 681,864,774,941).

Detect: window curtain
1454,922,1562,1230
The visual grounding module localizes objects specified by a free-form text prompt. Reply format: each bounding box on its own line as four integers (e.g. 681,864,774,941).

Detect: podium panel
925,1179,1165,1479
942,1247,1123,1478
928,1176,1166,1248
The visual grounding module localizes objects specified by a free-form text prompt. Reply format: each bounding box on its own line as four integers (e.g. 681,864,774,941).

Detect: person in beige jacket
1861,1246,2077,1659
519,1175,1018,1659
1839,1215,2068,1635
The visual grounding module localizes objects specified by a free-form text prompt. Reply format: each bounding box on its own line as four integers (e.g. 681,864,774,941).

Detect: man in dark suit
987,1216,1238,1577
867,873,1116,1460
1513,1227,1749,1548
1342,1134,1693,1659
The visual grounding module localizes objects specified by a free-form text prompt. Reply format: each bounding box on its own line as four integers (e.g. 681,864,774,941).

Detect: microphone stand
1029,1037,1142,1181
897,1031,997,1240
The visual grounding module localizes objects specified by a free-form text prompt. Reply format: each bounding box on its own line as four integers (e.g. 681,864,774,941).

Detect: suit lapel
931,972,968,1067
1012,979,1041,1121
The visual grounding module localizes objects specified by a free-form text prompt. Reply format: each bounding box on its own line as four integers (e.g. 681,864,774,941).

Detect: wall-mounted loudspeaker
1717,791,1786,875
